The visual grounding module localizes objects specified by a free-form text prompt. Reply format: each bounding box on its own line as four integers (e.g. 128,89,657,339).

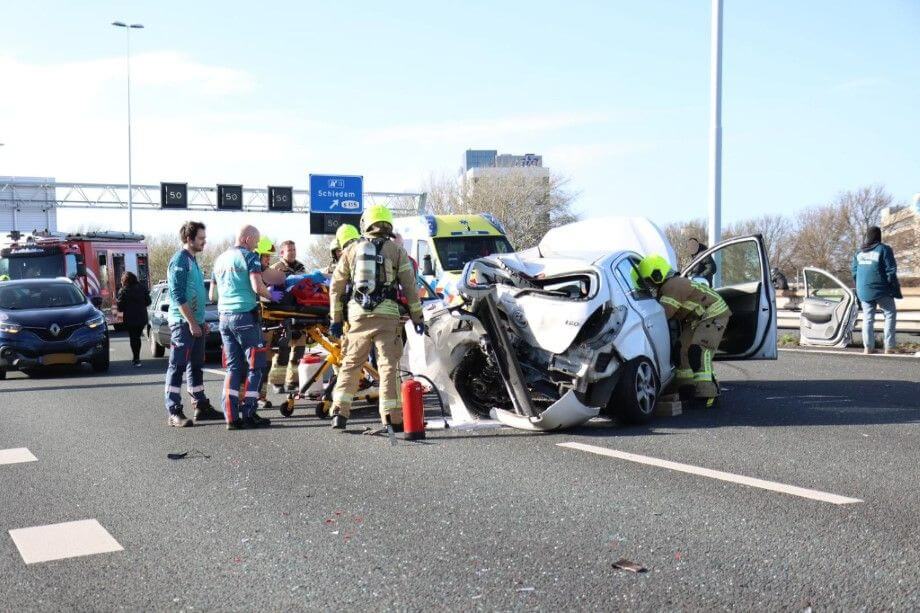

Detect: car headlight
0,322,21,334
86,314,105,329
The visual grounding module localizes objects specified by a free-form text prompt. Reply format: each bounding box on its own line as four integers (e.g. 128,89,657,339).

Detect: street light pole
708,0,723,247
111,21,144,234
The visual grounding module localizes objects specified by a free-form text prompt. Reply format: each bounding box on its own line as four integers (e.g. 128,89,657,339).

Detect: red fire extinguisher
401,379,425,440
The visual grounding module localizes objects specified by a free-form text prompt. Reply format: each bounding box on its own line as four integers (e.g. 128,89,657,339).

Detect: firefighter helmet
636,254,672,285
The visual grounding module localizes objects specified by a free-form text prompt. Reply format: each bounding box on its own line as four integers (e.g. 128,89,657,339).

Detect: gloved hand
267,289,284,303
414,321,428,336
329,322,343,339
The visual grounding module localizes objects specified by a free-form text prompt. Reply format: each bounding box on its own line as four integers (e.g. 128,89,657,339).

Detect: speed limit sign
268,186,293,212
160,182,188,209
217,184,243,210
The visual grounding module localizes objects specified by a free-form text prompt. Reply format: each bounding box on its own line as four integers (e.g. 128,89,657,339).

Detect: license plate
42,353,76,365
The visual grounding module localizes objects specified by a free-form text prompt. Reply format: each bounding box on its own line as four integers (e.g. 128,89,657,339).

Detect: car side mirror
160,303,170,312
90,296,103,308
422,255,435,277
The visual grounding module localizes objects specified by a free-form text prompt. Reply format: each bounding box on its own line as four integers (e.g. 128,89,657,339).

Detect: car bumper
0,329,107,368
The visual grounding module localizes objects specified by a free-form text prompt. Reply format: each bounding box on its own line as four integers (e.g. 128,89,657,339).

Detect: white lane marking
0,448,38,465
9,519,124,564
203,368,226,376
558,442,863,505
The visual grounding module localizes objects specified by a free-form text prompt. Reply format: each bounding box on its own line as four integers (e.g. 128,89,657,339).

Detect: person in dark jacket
686,237,717,284
116,271,151,367
771,267,789,291
852,226,901,354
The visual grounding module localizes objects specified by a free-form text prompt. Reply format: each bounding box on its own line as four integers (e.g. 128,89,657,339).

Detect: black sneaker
244,413,271,428
226,420,246,431
258,397,273,409
193,400,224,422
168,410,193,428
331,414,348,430
133,360,142,368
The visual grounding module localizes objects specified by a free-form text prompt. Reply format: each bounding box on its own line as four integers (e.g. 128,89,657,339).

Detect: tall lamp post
708,0,723,247
111,20,144,233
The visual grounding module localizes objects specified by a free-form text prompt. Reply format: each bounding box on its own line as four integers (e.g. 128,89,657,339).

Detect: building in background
880,193,920,278
0,177,58,234
463,149,498,172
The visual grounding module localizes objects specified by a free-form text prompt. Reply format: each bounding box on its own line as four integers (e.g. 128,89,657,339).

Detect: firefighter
327,206,424,430
635,254,731,406
254,236,279,408
269,240,307,392
329,224,361,363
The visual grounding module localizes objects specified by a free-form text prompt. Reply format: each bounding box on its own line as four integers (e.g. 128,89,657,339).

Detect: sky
1,0,918,241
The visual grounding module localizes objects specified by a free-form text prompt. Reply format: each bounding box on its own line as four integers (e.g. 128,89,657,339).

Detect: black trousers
126,324,145,361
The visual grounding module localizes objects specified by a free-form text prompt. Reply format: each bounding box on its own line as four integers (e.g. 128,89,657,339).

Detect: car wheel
92,336,111,372
149,330,165,358
610,357,659,424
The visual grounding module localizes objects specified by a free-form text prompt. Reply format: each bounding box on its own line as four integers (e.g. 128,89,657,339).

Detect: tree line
664,184,914,285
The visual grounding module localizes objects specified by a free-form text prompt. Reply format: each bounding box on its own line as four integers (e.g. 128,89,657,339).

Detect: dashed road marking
9,519,124,564
0,448,37,465
558,442,863,505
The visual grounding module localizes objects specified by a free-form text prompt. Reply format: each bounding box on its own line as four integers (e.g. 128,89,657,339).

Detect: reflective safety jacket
330,230,423,325
657,275,730,322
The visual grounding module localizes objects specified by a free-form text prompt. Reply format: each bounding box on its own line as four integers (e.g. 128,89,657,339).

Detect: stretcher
259,303,379,419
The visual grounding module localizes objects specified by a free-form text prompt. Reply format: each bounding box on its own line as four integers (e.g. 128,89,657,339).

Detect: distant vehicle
0,230,149,327
0,278,110,378
146,281,222,359
392,214,514,297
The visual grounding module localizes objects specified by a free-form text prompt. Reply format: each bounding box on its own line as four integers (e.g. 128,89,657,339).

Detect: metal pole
708,0,723,247
125,26,134,233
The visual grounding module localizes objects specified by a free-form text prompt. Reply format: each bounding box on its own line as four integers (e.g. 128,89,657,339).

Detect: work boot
167,410,193,428
244,413,271,429
331,414,348,430
226,419,246,431
193,400,223,422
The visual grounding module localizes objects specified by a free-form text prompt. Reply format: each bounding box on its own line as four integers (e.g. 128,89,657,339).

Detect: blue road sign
309,174,363,214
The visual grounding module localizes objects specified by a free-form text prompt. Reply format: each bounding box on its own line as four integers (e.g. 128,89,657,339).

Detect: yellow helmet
361,205,393,231
636,254,672,285
0,274,9,282
335,224,360,248
254,236,275,256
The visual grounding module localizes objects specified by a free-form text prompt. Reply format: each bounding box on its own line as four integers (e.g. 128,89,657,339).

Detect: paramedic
164,221,222,427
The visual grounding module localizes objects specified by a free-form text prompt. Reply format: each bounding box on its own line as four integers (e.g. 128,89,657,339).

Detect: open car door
799,267,857,348
682,235,777,360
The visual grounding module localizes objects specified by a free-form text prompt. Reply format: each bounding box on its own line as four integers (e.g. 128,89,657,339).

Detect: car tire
610,357,659,424
92,336,110,372
0,368,6,380
149,330,165,358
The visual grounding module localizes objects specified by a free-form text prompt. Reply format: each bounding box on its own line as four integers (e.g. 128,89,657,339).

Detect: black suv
0,278,110,378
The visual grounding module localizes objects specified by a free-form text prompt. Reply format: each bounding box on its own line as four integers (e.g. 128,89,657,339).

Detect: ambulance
392,214,513,297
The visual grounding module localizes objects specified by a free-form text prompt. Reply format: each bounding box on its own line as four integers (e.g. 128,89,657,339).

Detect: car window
710,239,762,289
805,269,847,303
613,257,654,301
0,283,86,309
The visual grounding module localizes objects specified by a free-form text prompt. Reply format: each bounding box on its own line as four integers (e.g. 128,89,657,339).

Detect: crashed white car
407,217,777,431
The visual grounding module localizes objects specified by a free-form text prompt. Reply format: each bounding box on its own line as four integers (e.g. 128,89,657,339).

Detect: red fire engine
0,230,149,326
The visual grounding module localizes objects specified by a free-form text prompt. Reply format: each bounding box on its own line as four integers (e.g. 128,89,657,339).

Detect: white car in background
407,217,777,431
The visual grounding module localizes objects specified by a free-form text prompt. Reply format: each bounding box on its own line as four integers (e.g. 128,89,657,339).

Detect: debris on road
166,450,210,460
612,558,647,573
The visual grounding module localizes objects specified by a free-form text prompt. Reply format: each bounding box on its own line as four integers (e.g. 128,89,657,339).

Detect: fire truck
0,230,149,327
